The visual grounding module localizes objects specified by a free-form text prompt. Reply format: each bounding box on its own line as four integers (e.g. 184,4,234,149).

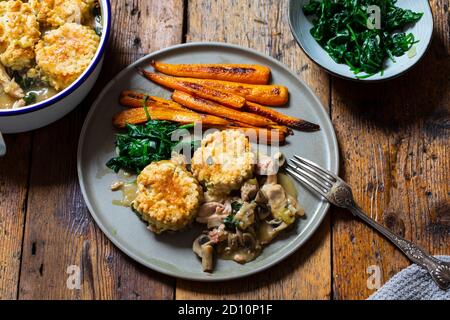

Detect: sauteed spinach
106,120,197,174
303,0,423,77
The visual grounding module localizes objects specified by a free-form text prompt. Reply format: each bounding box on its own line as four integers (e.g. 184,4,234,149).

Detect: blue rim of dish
0,0,112,117
287,0,434,82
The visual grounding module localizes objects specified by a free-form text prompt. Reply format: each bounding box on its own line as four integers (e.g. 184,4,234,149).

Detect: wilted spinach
224,202,243,230
106,120,197,174
23,92,37,106
303,0,423,77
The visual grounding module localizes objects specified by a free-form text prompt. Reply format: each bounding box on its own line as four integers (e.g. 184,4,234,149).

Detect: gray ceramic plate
77,42,339,281
288,0,433,81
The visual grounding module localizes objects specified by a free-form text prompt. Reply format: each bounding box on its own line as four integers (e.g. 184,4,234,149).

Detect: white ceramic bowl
0,0,111,134
288,0,433,81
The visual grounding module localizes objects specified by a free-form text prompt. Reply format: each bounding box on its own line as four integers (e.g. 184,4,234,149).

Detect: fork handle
349,205,450,290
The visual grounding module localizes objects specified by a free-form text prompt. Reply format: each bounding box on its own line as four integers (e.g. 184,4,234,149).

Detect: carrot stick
143,77,288,106
245,101,320,132
151,61,271,85
113,106,230,128
225,127,287,145
119,90,192,112
171,90,277,128
137,69,246,108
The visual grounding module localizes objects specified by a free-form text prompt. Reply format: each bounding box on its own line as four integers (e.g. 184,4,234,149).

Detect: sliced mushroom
241,233,256,249
255,190,268,206
193,234,211,258
257,205,271,220
201,244,214,272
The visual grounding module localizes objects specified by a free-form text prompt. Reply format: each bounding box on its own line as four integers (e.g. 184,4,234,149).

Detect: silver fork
286,155,450,290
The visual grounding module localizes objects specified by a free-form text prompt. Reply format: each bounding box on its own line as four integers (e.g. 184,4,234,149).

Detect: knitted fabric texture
368,256,450,300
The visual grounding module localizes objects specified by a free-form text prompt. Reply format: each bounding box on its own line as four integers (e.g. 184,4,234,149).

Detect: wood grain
331,0,450,299
177,0,332,300
0,134,31,299
2,0,448,300
17,0,184,300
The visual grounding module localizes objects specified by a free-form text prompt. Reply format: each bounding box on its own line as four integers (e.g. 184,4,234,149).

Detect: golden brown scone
30,0,94,27
0,0,40,70
35,22,100,90
191,130,255,196
133,159,203,234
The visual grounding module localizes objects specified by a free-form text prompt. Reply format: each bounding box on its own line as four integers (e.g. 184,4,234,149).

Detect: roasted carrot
138,69,246,108
245,101,320,132
119,90,192,112
113,106,230,128
230,120,292,137
269,125,294,136
152,61,271,85
225,127,287,145
150,77,289,106
172,90,277,128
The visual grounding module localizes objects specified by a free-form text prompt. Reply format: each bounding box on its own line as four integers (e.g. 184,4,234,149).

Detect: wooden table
0,0,448,300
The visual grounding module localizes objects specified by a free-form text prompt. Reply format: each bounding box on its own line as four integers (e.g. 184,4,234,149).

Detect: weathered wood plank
177,0,332,300
332,0,450,299
18,0,184,300
0,134,32,299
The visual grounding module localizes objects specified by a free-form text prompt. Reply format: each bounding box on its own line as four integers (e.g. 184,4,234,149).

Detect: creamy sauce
112,182,138,207
257,220,278,244
277,173,298,199
0,81,59,110
217,246,261,263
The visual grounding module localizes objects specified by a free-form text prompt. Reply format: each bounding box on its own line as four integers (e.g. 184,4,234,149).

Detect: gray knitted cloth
368,256,450,300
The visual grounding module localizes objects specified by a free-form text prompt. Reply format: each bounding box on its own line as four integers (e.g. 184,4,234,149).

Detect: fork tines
286,155,337,198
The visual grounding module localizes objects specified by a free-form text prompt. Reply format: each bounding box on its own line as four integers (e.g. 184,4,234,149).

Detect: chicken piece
12,98,25,109
261,183,299,225
0,64,24,99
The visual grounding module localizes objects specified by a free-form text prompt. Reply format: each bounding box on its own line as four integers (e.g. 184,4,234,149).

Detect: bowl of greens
288,0,433,81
